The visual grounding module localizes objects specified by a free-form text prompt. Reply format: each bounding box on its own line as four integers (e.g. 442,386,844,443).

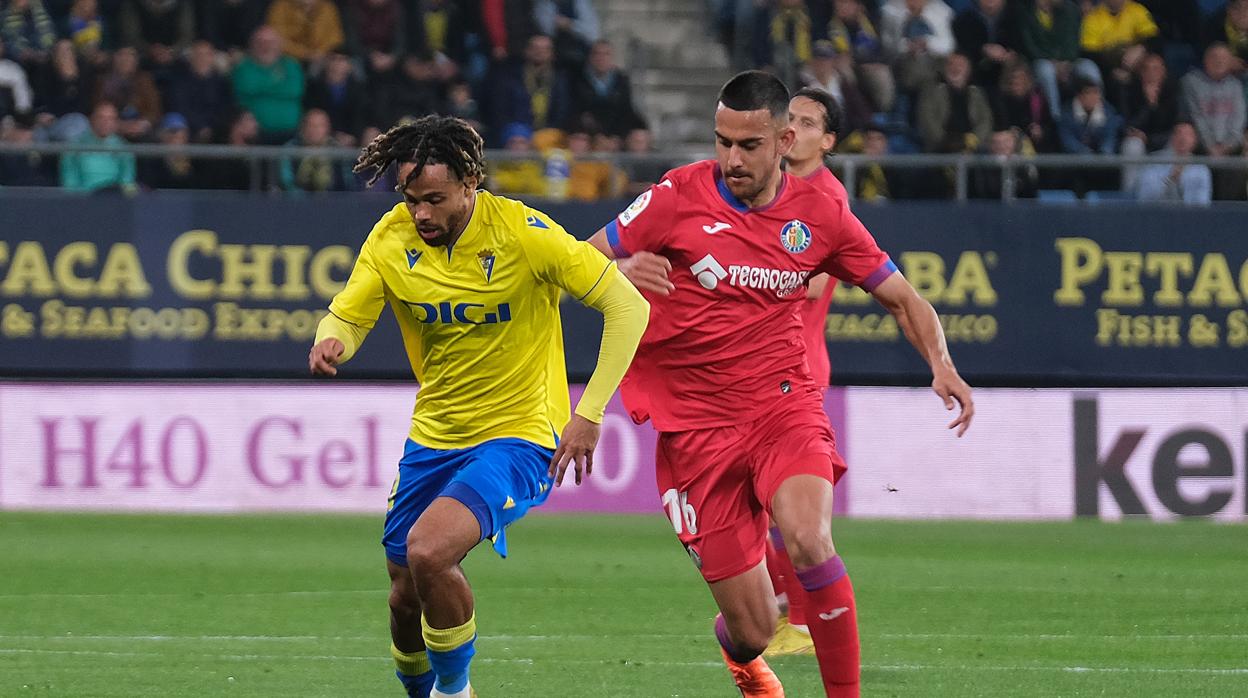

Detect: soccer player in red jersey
762,86,849,658
592,71,974,697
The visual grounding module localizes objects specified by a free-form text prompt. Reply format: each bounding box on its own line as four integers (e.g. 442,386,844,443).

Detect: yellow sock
391,642,432,676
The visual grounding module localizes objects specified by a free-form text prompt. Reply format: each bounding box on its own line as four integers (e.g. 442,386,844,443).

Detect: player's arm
869,273,973,436
806,273,831,300
523,210,650,485
551,272,649,484
585,180,677,295
310,239,386,376
819,201,974,435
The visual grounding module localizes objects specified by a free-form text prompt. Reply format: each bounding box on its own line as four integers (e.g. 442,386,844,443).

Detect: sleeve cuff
604,219,630,258
861,259,898,292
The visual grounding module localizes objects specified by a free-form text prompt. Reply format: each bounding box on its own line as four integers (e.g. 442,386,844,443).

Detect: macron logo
690,254,728,290
818,607,850,622
702,221,731,235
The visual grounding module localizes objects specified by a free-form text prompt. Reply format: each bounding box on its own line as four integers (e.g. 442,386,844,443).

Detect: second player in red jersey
592,72,973,697
789,87,850,389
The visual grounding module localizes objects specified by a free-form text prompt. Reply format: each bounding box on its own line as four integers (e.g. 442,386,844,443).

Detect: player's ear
822,133,837,154
777,123,796,157
462,174,481,192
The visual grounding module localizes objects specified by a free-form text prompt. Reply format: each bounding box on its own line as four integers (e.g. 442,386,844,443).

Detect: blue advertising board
1,192,1244,385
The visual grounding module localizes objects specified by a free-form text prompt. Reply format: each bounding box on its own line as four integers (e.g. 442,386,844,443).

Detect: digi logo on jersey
403,301,513,325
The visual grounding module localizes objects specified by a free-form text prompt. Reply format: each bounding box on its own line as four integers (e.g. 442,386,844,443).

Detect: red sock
768,528,808,625
796,555,859,697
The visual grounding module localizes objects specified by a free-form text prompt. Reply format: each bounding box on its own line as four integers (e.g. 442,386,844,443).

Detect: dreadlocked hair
354,115,487,189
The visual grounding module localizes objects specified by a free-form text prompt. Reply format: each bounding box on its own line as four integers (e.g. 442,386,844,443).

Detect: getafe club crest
477,248,496,282
780,220,812,254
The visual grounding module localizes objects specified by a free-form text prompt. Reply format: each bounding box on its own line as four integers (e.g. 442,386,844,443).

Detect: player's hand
618,252,675,296
933,367,974,437
549,414,601,487
309,338,345,377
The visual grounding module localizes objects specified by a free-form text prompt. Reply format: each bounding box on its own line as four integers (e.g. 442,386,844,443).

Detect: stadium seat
1199,0,1226,16
1037,189,1079,204
1085,190,1132,204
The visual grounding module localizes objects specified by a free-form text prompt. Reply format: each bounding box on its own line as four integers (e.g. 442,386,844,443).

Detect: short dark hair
793,87,843,138
717,70,791,121
354,115,486,189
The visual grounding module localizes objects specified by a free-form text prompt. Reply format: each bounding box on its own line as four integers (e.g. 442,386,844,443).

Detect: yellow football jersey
328,191,617,449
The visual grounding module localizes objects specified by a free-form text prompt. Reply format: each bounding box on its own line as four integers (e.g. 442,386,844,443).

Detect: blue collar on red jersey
713,164,789,213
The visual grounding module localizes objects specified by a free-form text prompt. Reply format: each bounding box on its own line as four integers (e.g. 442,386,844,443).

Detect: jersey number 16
661,488,698,535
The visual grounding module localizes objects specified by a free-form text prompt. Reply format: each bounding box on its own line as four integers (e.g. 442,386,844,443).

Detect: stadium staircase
596,0,732,148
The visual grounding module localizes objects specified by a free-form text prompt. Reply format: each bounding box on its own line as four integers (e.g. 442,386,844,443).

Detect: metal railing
2,141,1246,203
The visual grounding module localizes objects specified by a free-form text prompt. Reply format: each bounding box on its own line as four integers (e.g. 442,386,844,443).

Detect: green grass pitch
1,513,1245,697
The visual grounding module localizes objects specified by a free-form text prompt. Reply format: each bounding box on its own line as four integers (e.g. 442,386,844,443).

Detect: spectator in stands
201,108,259,189
880,0,954,97
232,26,304,143
1,0,55,75
479,0,537,62
95,46,162,136
409,0,465,67
1120,52,1177,153
488,121,545,196
66,0,106,60
345,0,404,80
827,0,893,112
279,107,353,192
852,124,898,200
756,0,813,89
118,0,194,74
59,100,137,192
139,111,198,189
569,39,638,138
622,125,664,194
1058,77,1122,155
994,62,1054,152
1202,0,1248,68
1134,121,1210,204
1138,0,1200,73
969,127,1038,199
0,118,52,185
1182,43,1246,159
372,51,444,128
1021,0,1101,120
266,0,344,69
199,0,267,56
34,39,91,126
445,80,483,134
0,34,33,121
566,128,623,201
304,51,366,146
534,0,599,69
1081,0,1159,106
952,0,1017,94
801,39,872,135
166,39,232,143
490,33,569,141
917,51,992,153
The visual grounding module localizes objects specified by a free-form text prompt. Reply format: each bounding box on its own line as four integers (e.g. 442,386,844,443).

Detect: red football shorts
654,387,846,583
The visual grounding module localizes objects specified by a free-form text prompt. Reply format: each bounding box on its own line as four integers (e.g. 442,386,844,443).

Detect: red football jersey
609,160,894,431
799,166,849,388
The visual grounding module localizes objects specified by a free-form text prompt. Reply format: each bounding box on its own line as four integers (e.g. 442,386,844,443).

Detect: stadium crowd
0,0,655,197
1,0,1247,202
723,0,1248,201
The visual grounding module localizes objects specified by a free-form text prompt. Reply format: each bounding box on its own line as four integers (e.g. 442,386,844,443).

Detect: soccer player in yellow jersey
308,116,649,698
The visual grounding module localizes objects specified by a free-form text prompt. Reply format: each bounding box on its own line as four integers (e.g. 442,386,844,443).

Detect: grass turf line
1,513,1245,697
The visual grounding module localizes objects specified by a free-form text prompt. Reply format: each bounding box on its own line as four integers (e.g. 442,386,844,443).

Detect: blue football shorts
382,437,556,566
